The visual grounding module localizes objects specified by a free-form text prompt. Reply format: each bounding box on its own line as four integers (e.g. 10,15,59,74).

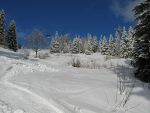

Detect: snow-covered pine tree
92,36,98,53
120,27,128,58
115,26,122,57
98,35,103,53
59,35,64,52
81,37,90,54
120,42,127,58
62,34,71,53
50,31,61,53
63,33,70,45
120,26,135,58
121,27,127,40
71,36,80,54
51,39,61,53
86,33,93,53
0,9,5,46
63,42,70,53
68,40,72,53
101,36,108,55
50,38,55,52
7,20,18,52
108,34,115,56
127,26,135,58
87,39,93,53
133,0,150,82
78,37,84,53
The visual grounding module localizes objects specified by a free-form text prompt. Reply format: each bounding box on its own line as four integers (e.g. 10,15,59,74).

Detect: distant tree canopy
47,26,135,58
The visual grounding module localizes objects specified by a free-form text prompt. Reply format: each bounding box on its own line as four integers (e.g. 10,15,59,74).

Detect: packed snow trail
0,59,66,113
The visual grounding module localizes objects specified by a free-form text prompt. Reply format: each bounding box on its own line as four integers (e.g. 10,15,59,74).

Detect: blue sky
0,0,144,43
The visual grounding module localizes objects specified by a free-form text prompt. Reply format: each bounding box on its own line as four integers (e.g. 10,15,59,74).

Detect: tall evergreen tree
68,40,72,53
63,33,70,45
63,42,70,53
120,26,135,58
92,36,98,53
78,37,84,53
121,27,127,40
71,36,80,54
86,33,93,53
101,36,108,55
98,35,103,53
108,34,115,56
50,31,61,53
115,26,122,57
120,27,128,58
133,0,150,82
83,38,89,54
0,9,5,46
7,20,18,52
127,26,135,58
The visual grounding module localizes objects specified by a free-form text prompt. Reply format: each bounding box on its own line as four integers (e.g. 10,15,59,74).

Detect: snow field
0,48,149,113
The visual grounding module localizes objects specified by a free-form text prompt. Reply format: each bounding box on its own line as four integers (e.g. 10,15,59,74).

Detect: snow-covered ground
0,48,149,113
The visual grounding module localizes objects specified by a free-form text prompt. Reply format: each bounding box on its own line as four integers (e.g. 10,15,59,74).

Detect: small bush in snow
22,50,30,59
38,52,49,59
115,66,135,95
71,57,81,68
104,55,111,61
85,50,91,55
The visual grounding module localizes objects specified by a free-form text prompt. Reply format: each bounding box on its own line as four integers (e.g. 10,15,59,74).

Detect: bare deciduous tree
25,29,47,57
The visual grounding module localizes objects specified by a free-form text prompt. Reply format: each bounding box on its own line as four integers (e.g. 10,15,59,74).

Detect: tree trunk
35,50,38,58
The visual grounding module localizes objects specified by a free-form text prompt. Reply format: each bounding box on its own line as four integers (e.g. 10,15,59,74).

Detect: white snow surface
0,48,150,113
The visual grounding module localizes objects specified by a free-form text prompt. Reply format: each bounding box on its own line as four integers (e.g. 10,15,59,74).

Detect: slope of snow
0,48,150,113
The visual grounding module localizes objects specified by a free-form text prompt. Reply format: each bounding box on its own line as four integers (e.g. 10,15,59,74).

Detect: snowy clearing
0,48,150,113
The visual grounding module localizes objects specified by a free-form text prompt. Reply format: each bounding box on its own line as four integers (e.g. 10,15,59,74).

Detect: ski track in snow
0,59,65,113
1,51,149,113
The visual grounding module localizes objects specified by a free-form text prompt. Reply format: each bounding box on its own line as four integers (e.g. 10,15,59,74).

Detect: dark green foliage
7,20,18,52
50,31,61,53
50,39,60,53
0,9,5,46
71,37,80,54
133,0,150,82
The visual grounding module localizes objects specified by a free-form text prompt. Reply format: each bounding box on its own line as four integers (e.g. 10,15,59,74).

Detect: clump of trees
49,26,135,59
0,9,18,51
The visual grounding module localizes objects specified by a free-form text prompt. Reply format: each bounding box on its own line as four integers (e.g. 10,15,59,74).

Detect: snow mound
13,110,26,113
0,100,27,113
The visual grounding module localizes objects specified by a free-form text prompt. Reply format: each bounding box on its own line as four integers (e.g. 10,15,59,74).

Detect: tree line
0,9,18,51
48,27,135,59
